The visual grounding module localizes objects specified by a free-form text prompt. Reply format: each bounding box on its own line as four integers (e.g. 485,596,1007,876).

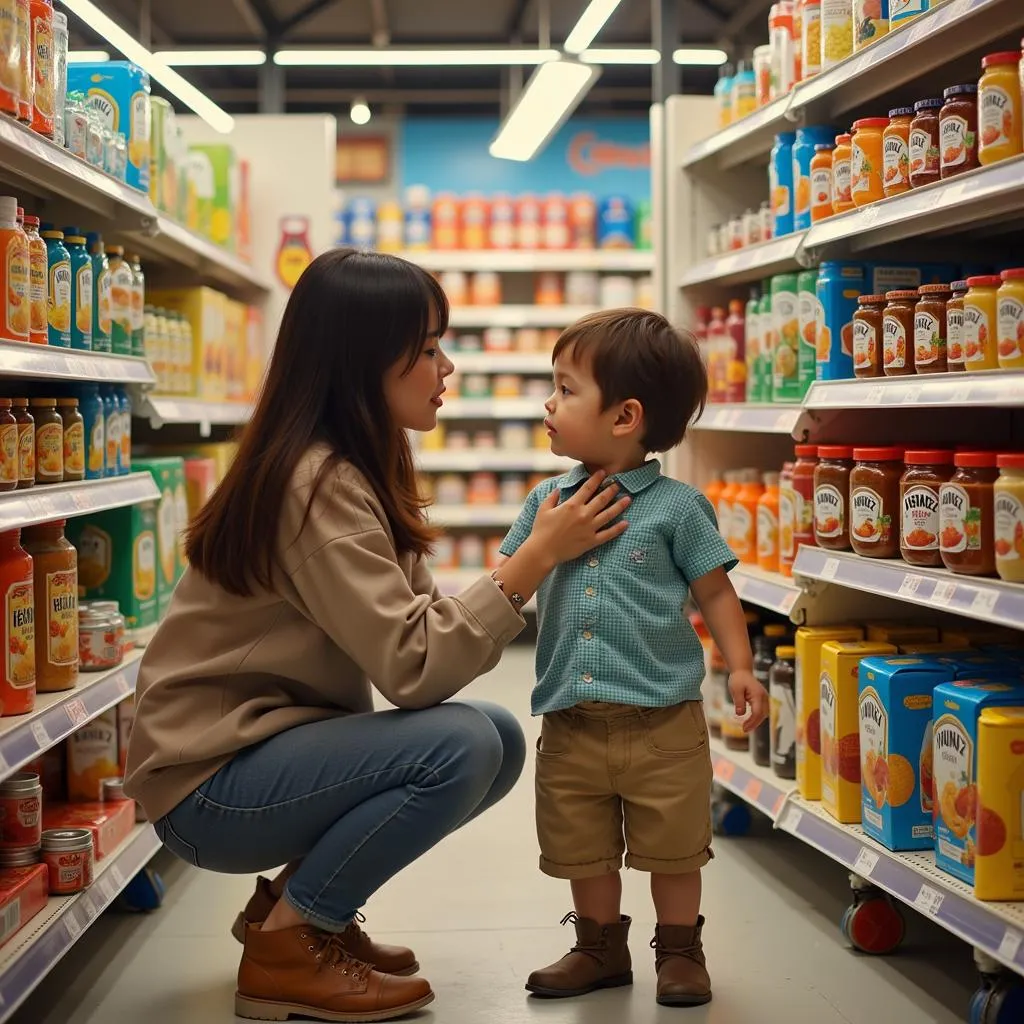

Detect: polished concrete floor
13,646,977,1024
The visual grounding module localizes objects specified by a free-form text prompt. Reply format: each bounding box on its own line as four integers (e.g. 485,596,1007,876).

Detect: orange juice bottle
704,474,725,513
757,471,781,572
23,214,46,344
0,197,29,342
717,471,741,549
732,469,765,564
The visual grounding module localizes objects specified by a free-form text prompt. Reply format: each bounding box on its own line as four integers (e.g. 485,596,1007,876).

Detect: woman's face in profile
382,309,454,433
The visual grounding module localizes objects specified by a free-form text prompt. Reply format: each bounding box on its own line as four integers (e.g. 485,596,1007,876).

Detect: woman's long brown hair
186,247,448,597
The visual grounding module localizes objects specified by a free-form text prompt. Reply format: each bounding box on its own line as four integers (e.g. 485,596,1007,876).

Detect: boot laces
300,930,371,979
560,912,606,962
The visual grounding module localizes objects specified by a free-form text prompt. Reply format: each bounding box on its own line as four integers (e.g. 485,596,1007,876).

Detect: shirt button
582,630,593,640
585,586,595,597
582,672,593,683
588,557,599,568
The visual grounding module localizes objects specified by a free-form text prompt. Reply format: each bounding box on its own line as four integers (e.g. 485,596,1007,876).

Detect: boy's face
544,349,624,463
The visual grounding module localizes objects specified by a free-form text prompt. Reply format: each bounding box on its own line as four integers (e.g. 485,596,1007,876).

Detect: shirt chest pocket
620,527,674,582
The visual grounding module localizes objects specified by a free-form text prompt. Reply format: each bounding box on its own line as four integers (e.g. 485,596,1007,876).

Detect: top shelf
401,250,655,273
682,0,1019,171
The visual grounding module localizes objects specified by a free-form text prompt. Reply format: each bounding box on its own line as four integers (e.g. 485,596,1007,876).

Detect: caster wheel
116,868,166,912
840,894,905,955
970,974,1024,1024
711,799,751,836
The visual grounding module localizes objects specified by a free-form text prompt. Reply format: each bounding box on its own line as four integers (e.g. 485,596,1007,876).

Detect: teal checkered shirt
499,459,737,716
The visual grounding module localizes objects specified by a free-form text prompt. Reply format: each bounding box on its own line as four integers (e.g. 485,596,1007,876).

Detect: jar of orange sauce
997,268,1024,369
851,118,887,207
831,133,854,214
809,144,833,221
882,108,913,197
731,469,764,565
757,471,781,572
963,275,1001,371
978,51,1022,165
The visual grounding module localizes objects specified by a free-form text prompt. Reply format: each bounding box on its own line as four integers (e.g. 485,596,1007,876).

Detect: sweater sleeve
288,525,525,709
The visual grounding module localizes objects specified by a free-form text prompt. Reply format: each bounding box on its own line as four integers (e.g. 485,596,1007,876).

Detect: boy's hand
728,670,768,732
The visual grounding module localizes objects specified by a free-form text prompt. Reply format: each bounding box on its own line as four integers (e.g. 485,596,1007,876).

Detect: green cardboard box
187,144,237,250
133,457,186,619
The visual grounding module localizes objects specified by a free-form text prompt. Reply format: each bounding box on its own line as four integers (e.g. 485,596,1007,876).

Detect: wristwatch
491,571,525,613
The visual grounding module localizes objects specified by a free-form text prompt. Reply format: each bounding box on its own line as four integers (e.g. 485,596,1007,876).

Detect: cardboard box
932,679,1024,885
795,626,864,801
224,299,247,402
184,457,217,520
148,288,227,400
43,799,136,860
132,457,186,618
67,708,120,802
187,143,238,249
943,626,1019,647
0,865,49,948
245,306,265,402
858,656,952,851
975,707,1024,900
68,503,159,636
149,96,178,214
819,641,897,823
866,623,940,645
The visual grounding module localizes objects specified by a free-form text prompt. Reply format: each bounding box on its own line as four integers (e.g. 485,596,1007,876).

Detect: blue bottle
62,229,92,351
77,383,105,479
85,232,112,354
769,132,796,237
41,229,71,347
100,385,120,476
792,126,837,232
116,387,132,474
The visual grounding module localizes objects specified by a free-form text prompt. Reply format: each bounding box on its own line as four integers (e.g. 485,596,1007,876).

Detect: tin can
41,828,93,895
568,193,596,249
489,194,515,249
403,207,431,251
460,194,490,249
100,776,126,802
78,607,122,671
515,195,542,249
541,194,570,249
0,772,42,851
376,200,404,253
565,271,599,306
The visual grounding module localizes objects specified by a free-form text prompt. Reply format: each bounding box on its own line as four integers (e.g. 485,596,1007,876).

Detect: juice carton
149,288,227,400
0,865,48,948
187,144,238,250
66,62,151,192
866,622,939,645
795,625,864,800
819,641,897,822
858,656,952,851
132,457,186,618
224,299,246,401
149,96,178,214
66,708,120,802
67,503,159,637
975,707,1024,900
932,679,1024,885
184,457,217,520
245,306,266,401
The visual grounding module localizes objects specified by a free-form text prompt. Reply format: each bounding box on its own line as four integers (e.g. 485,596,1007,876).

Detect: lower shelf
0,823,161,1022
708,737,1024,976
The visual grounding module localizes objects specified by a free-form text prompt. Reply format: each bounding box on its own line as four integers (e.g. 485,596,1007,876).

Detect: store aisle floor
14,646,976,1024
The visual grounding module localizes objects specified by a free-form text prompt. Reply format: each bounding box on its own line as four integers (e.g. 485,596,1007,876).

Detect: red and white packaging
489,194,515,249
541,194,570,249
43,799,136,860
515,195,542,249
0,865,49,947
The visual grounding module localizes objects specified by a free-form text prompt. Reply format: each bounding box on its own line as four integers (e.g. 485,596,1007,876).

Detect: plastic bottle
714,63,735,128
731,61,757,122
15,0,30,124
745,288,762,402
726,299,747,402
99,386,119,477
769,2,796,99
0,528,35,714
41,229,70,348
106,245,133,355
758,471,782,572
769,132,796,237
752,625,789,766
0,197,29,343
23,215,46,344
85,232,111,354
707,306,728,404
76,383,104,480
793,125,836,232
732,469,765,565
717,471,741,549
29,0,54,138
116,387,131,473
63,232,92,350
128,253,145,357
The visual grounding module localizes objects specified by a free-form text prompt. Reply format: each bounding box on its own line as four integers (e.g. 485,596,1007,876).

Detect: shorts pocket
536,710,577,758
640,703,708,758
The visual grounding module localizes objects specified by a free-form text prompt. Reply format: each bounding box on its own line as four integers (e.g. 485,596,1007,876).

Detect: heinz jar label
851,143,869,193
883,135,909,188
914,311,941,366
36,422,62,479
963,304,989,364
980,85,1013,150
939,483,979,553
853,319,876,371
5,233,28,341
940,115,972,169
46,570,77,667
75,263,92,337
947,306,964,363
997,297,1024,361
902,485,940,551
33,16,54,118
852,486,888,545
0,421,15,485
5,579,34,688
814,483,845,539
17,423,33,481
909,127,938,177
883,313,906,369
833,156,852,203
995,490,1024,565
48,258,71,342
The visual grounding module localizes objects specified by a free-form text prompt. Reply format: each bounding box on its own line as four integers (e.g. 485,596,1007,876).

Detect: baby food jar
809,144,834,221
882,289,918,376
792,445,818,553
0,400,16,492
963,276,1001,370
853,294,885,378
769,646,797,780
851,118,888,207
914,284,951,374
850,447,904,559
940,452,999,577
813,446,854,550
882,108,913,197
939,85,979,179
831,133,853,213
909,98,943,189
946,280,968,371
0,772,41,851
41,828,94,895
994,453,1024,582
997,268,1024,369
978,51,1022,166
900,450,954,568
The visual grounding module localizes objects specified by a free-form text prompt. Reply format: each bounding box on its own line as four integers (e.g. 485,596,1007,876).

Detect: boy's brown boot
653,916,712,1006
235,923,433,1022
232,878,419,976
525,913,633,998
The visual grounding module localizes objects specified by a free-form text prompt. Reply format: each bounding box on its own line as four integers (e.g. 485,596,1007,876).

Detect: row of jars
419,422,550,453
852,271,1024,376
424,472,549,508
144,306,195,397
0,386,132,491
707,470,781,573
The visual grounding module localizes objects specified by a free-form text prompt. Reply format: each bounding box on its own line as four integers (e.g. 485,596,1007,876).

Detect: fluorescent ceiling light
673,47,729,66
67,50,110,63
274,48,559,67
155,49,267,67
350,97,370,125
580,48,658,64
564,0,624,55
490,60,599,162
57,0,234,133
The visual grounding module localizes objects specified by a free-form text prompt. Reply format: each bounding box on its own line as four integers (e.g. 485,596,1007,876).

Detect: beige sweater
123,446,526,822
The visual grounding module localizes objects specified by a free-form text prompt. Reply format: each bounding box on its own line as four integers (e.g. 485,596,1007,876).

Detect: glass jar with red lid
900,450,954,567
940,451,999,576
813,445,854,550
792,445,818,554
939,84,979,179
850,447,904,559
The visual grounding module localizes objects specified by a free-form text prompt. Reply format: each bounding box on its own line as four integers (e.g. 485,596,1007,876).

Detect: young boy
498,309,767,1008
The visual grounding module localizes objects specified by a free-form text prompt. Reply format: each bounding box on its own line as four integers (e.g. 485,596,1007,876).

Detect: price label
110,865,125,889
780,590,799,615
903,386,922,404
998,927,1023,963
853,847,880,878
65,699,88,728
714,759,735,783
65,914,81,939
115,672,130,696
913,884,945,917
950,386,972,404
821,557,840,581
864,386,884,405
772,792,787,817
932,580,957,607
775,411,797,431
782,806,803,832
744,778,763,802
898,574,923,598
84,900,97,921
970,589,1000,617
30,721,48,748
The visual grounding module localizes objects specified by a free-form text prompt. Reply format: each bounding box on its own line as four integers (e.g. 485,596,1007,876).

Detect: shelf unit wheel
840,886,906,956
968,952,1024,1024
711,789,752,836
117,866,166,913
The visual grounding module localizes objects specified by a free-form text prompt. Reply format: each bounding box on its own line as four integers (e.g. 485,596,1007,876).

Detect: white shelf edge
428,504,522,527
679,234,804,289
0,473,159,532
403,250,655,272
730,564,802,616
447,352,554,374
0,342,155,386
140,396,251,430
804,370,1024,410
694,404,801,434
448,306,599,328
437,399,546,420
416,450,568,472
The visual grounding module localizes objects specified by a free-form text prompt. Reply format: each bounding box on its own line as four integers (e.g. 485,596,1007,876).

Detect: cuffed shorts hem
538,854,623,880
625,846,713,874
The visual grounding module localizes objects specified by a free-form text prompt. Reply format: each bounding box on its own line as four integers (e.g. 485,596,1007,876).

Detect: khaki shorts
535,700,713,879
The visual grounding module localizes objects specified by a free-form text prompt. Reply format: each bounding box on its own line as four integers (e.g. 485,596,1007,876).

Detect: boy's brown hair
552,308,707,453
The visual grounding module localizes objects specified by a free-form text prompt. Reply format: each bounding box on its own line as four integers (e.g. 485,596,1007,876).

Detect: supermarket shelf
804,371,1024,410
0,824,162,1022
694,404,801,434
781,796,1024,976
405,250,655,272
448,306,598,328
679,233,804,289
0,473,159,532
730,564,802,617
416,450,568,472
681,95,790,171
0,341,155,385
0,652,142,782
139,396,251,433
437,398,544,420
449,352,554,374
793,547,1024,630
429,504,521,527
709,735,791,821
432,567,537,611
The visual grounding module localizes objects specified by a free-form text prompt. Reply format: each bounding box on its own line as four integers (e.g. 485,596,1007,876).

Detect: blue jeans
154,700,525,933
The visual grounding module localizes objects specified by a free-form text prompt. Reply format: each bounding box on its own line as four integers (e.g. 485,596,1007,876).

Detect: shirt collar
558,459,662,496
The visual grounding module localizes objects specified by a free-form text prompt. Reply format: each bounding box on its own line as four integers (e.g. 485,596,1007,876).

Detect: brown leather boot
653,917,712,1007
235,923,433,1022
232,879,419,976
525,913,633,998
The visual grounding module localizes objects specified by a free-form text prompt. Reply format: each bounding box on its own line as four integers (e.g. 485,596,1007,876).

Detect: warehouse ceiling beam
231,0,271,38
369,0,390,47
280,0,340,34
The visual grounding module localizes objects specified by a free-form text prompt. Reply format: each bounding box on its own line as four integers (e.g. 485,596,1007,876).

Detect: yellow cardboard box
974,707,1024,900
148,287,228,400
